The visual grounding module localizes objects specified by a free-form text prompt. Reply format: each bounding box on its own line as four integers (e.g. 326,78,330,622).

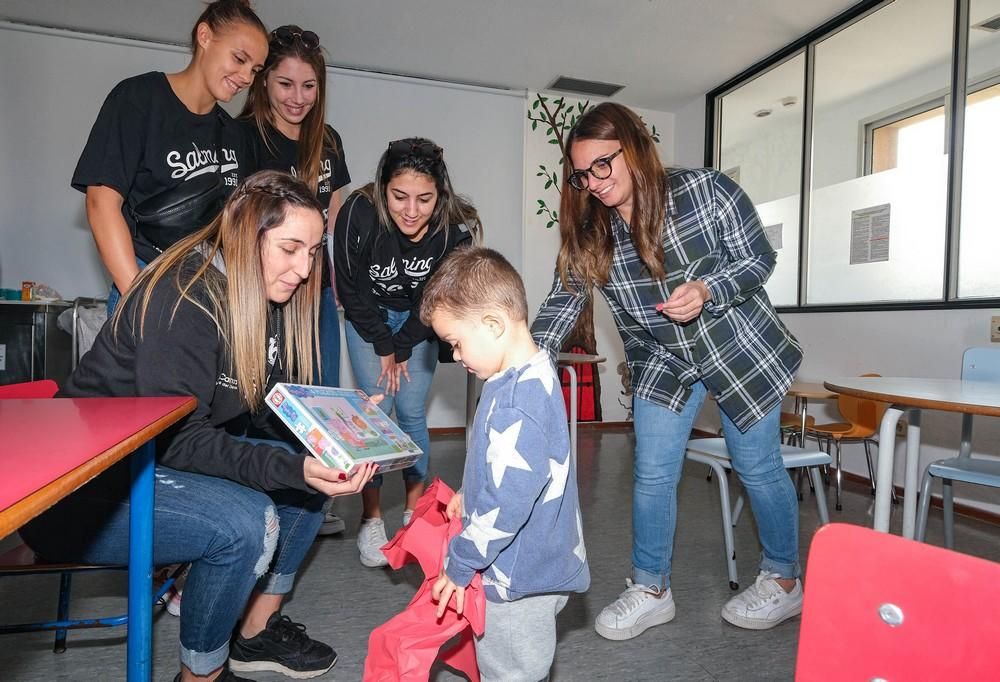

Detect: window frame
705,0,1000,313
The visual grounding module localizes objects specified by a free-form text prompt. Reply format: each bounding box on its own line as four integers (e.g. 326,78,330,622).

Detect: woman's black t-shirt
244,121,351,289
72,72,252,263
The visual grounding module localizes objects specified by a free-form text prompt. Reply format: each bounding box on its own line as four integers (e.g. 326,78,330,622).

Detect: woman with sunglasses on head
532,103,804,638
22,171,377,682
239,25,351,537
72,0,269,316
334,138,482,567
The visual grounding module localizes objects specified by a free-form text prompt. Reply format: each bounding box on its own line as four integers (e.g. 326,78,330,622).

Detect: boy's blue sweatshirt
445,351,590,602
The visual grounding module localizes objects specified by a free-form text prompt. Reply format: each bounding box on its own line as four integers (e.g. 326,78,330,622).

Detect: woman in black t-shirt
239,25,350,388
71,0,269,314
238,25,352,537
334,138,481,567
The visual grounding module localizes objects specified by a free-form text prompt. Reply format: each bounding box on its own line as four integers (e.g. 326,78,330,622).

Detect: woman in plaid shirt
531,103,805,638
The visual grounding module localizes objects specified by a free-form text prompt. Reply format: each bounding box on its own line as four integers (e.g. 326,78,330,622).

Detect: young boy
421,246,590,682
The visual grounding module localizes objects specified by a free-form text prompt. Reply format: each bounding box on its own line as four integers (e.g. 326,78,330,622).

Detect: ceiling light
754,108,772,118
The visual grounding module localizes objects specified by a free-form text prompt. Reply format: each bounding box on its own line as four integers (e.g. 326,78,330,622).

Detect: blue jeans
344,308,437,488
314,287,341,387
20,438,325,675
631,382,800,589
106,257,148,316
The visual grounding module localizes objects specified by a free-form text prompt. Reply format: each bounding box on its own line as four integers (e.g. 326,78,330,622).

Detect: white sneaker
721,571,803,630
357,517,389,567
165,567,187,617
594,579,676,641
317,511,346,536
402,509,414,527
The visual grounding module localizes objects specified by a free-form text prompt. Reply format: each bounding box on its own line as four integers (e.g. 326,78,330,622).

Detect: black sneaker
228,613,337,679
172,667,256,682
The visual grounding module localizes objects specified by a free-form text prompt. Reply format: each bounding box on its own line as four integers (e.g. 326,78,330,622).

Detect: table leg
465,372,477,449
902,410,922,539
564,364,578,463
128,440,155,681
873,406,905,532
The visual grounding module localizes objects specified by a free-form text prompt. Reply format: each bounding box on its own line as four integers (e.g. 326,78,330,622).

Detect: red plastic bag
363,479,485,681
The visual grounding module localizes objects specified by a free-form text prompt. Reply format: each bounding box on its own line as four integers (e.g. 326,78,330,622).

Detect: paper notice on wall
0,343,5,371
763,223,783,250
849,203,891,265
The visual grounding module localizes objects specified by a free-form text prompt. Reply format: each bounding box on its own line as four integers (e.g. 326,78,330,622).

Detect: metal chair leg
942,478,955,549
916,469,935,542
809,466,830,524
863,440,877,496
706,460,739,591
53,572,72,653
835,439,843,511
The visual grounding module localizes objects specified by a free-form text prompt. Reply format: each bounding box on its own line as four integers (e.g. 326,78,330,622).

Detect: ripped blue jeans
20,438,325,675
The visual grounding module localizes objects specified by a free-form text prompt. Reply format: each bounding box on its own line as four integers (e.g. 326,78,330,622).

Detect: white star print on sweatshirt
445,351,590,602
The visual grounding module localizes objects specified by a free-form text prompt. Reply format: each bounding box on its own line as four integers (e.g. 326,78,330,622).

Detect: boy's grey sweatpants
476,593,570,682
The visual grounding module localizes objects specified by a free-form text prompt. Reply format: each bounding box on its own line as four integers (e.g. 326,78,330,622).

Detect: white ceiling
0,0,864,112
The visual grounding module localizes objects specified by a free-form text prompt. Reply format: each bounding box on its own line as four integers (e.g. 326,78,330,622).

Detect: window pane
717,53,805,307
808,0,953,305
957,0,1000,299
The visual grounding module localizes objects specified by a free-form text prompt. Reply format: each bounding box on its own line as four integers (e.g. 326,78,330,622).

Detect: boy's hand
445,492,464,520
431,570,465,617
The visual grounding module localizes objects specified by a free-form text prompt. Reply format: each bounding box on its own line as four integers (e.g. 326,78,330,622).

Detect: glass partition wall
708,0,1000,310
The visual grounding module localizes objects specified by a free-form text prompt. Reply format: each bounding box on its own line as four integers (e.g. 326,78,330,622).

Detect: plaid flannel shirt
531,167,802,432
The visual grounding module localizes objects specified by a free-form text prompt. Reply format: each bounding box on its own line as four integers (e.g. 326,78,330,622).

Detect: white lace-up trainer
357,517,389,568
402,509,414,527
594,579,676,640
721,571,803,630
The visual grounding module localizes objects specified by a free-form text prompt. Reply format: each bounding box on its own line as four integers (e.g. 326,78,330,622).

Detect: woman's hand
377,354,400,395
397,359,411,385
303,459,378,497
657,280,711,323
445,492,464,520
431,570,465,617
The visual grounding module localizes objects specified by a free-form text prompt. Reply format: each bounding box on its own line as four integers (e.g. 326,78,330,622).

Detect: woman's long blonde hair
557,103,667,290
114,170,325,412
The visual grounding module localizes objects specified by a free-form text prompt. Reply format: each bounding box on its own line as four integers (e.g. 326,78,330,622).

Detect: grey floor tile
2,428,999,681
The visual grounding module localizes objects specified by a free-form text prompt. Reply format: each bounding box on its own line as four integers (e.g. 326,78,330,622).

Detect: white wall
520,92,676,423
0,22,524,429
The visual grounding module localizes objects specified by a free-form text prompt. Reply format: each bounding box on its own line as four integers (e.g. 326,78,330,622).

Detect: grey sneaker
595,579,676,641
721,571,803,630
317,511,346,536
357,517,389,567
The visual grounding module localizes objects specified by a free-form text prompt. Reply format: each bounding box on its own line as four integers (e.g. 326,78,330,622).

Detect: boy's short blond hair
420,246,528,324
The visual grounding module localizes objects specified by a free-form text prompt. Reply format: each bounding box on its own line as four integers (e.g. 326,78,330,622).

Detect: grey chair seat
927,456,1000,486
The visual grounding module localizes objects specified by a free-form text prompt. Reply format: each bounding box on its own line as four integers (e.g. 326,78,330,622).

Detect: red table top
0,396,195,513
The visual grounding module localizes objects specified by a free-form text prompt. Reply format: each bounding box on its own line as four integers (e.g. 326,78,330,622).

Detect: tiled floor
2,427,998,681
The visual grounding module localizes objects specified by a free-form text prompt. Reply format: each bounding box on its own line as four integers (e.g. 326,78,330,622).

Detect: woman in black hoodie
22,171,375,682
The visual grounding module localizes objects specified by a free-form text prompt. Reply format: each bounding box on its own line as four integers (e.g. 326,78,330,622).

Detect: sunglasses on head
270,26,320,52
387,139,443,161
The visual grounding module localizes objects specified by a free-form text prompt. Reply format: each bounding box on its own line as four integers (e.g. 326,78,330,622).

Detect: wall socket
992,316,1000,343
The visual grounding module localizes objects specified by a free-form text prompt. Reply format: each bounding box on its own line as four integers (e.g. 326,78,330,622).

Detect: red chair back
797,524,1000,680
0,380,58,399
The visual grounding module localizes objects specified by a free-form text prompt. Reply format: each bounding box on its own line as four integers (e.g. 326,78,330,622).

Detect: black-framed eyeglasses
387,139,443,161
567,148,623,191
270,26,320,52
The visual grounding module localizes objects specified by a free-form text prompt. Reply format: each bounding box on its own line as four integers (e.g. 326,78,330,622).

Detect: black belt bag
131,116,228,252
131,173,226,252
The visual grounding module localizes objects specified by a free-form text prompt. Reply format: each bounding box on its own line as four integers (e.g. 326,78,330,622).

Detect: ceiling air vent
973,14,1000,31
547,76,624,98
